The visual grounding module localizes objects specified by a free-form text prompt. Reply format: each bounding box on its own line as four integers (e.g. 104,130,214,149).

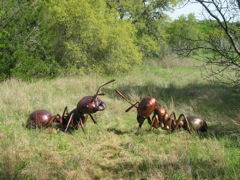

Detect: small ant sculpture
26,110,62,129
63,79,115,132
115,90,158,128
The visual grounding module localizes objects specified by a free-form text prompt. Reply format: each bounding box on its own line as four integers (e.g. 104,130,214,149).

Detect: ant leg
175,114,192,133
75,115,89,130
79,120,85,134
64,113,74,132
166,111,177,131
169,118,174,133
147,116,152,126
168,111,176,120
45,116,56,127
83,114,88,124
149,114,156,130
46,114,62,127
89,114,97,124
175,114,183,129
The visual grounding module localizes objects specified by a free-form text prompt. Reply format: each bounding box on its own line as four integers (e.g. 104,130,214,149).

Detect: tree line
0,0,239,86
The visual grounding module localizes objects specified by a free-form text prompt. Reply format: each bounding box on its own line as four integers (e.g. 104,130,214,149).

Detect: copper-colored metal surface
182,116,208,132
150,106,177,131
116,89,158,128
150,107,208,133
26,110,62,129
77,96,106,114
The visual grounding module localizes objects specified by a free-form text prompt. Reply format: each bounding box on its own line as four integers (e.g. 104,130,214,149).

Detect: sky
168,3,204,20
168,2,240,22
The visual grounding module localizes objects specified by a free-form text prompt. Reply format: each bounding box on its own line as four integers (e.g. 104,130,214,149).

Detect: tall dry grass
0,58,239,179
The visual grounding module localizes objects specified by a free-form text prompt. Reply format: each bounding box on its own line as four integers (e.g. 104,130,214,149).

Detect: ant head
137,115,146,127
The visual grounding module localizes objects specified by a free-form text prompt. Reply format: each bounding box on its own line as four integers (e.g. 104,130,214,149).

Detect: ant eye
83,104,89,109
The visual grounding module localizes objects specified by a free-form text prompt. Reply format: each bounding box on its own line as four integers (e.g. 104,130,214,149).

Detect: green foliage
106,0,179,58
0,0,144,81
11,53,60,81
135,18,169,58
0,33,4,48
0,32,7,81
167,14,202,55
167,1,240,86
0,0,61,81
1,0,202,81
48,0,142,75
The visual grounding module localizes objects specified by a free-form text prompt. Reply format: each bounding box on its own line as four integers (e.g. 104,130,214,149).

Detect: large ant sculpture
63,79,115,133
26,110,62,129
150,106,208,133
116,90,208,132
115,90,158,128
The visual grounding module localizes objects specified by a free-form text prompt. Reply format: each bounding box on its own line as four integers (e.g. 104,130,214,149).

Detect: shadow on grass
110,82,239,113
97,156,235,179
106,128,130,135
97,159,181,179
106,81,239,117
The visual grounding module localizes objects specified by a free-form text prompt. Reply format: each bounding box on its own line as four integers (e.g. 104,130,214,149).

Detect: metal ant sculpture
150,106,208,133
116,90,208,133
26,110,62,129
63,79,115,132
115,90,158,128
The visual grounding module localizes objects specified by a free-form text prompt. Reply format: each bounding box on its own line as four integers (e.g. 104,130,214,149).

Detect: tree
172,0,240,86
106,0,180,58
0,0,60,81
0,0,143,81
167,14,202,55
47,0,142,75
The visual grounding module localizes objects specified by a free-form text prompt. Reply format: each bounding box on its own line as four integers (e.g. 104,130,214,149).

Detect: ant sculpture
63,79,115,132
26,110,62,129
116,90,208,133
115,90,158,128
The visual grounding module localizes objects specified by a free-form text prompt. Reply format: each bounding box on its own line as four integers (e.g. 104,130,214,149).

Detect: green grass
0,58,239,179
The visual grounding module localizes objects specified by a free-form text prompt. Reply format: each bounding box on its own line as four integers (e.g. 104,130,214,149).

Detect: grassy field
0,58,239,179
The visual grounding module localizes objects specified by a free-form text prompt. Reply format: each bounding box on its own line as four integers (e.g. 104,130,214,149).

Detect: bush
11,55,60,81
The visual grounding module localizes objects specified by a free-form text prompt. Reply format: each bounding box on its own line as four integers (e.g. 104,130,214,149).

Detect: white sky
168,2,240,22
168,3,204,20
